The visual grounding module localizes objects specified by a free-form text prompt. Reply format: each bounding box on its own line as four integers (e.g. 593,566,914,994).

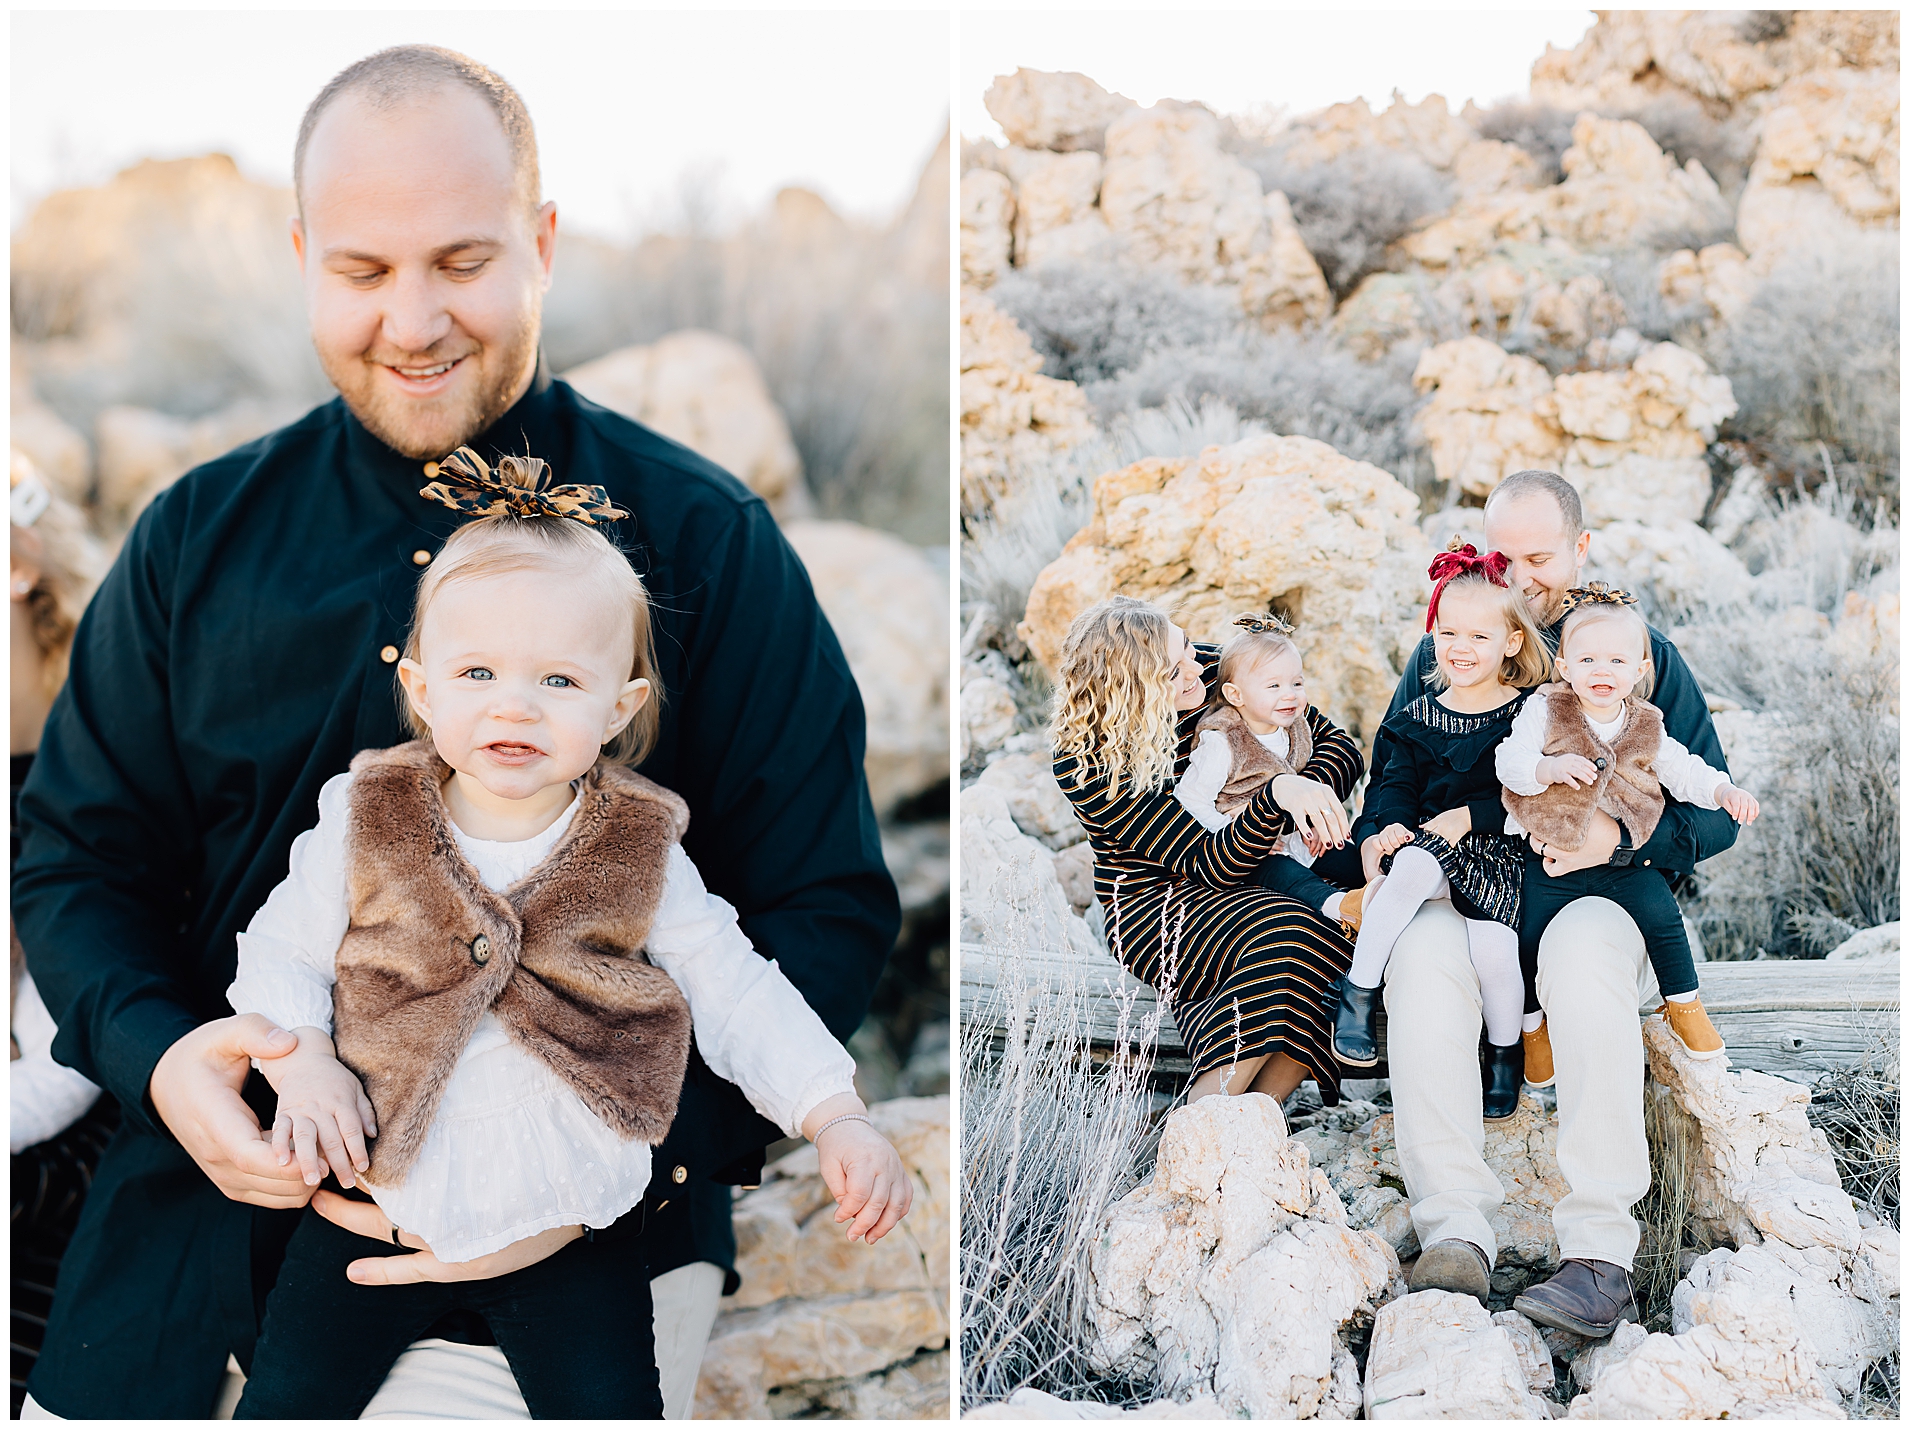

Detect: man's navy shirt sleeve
1632,628,1738,875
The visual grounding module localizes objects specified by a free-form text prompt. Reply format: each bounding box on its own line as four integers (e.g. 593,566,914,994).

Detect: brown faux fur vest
1501,685,1666,852
333,741,694,1188
1193,702,1313,817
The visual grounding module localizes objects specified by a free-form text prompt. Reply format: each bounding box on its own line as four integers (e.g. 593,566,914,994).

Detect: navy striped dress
1054,657,1364,1093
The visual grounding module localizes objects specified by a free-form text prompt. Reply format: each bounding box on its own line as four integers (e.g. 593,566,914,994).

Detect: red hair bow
1425,544,1510,631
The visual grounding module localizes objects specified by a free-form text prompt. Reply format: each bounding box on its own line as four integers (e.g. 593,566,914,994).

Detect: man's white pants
1384,896,1660,1270
21,1260,726,1421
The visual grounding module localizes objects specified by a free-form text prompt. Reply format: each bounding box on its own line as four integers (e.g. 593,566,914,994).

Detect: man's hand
1537,753,1600,789
312,1191,582,1285
1532,809,1622,875
1269,774,1350,850
1717,783,1760,824
149,1013,314,1208
1420,807,1471,845
262,1027,376,1190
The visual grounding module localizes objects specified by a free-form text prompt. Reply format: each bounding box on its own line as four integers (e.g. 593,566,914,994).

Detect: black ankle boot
1333,977,1381,1067
1483,1039,1524,1119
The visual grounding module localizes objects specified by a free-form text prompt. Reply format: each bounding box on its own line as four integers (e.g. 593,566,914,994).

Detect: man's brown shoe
1658,997,1726,1060
1512,1258,1637,1337
1523,1017,1555,1088
1409,1238,1491,1305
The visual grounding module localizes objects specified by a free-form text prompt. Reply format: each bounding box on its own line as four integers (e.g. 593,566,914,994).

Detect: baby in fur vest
1498,593,1758,1068
1174,614,1371,933
225,450,908,1420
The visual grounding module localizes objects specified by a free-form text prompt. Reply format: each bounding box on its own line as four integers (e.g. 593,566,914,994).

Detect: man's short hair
1486,469,1585,542
294,46,540,216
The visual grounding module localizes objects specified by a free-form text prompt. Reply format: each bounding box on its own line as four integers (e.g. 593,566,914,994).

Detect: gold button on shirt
422,461,441,479
380,645,399,664
412,550,432,566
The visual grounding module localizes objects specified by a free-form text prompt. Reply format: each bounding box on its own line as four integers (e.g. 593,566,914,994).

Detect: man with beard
13,46,899,1418
1336,469,1737,1336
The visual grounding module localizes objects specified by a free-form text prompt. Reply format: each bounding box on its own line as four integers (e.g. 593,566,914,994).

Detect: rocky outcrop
10,155,328,431
1736,68,1901,267
1086,1095,1400,1419
960,295,1098,522
1412,335,1736,527
1587,520,1754,615
1825,922,1900,963
562,331,809,519
1274,93,1480,172
984,68,1137,154
695,1096,949,1419
972,752,1084,852
1656,242,1756,329
959,781,1098,959
1315,1100,1567,1284
960,663,1022,766
961,168,1017,287
784,521,948,818
1020,433,1431,748
1099,106,1331,331
1363,1292,1556,1419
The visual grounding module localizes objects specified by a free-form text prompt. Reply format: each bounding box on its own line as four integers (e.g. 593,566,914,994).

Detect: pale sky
962,9,1597,141
11,10,951,238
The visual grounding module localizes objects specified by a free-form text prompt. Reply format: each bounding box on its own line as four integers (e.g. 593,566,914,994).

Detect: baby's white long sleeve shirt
226,770,857,1261
1497,688,1729,838
1174,727,1313,863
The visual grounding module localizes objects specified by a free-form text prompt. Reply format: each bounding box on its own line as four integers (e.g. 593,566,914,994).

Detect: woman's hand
311,1191,581,1285
1420,807,1471,845
1268,774,1350,849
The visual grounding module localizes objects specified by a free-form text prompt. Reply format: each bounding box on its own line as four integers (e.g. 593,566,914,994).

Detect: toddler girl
1334,546,1551,1119
226,449,908,1419
1175,613,1368,934
1499,583,1758,1071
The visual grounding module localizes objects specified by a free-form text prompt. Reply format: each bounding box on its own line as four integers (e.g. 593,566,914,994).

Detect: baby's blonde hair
1558,603,1656,702
1213,614,1301,715
1051,596,1181,796
1428,571,1553,690
403,468,660,766
10,451,105,702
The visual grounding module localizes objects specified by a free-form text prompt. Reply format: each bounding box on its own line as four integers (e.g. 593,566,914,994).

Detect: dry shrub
1635,1084,1715,1331
1808,1014,1901,1229
959,894,1169,1409
989,263,1242,385
1243,145,1453,298
1470,102,1578,184
1717,234,1901,511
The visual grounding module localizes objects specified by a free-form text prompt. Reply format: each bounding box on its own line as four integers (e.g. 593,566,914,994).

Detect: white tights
1348,845,1523,1047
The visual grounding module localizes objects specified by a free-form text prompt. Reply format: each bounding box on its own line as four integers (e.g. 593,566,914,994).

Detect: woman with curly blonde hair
1052,596,1365,1102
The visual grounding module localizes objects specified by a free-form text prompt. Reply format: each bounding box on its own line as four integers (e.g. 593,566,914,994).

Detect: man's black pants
234,1206,663,1420
1518,859,1699,1013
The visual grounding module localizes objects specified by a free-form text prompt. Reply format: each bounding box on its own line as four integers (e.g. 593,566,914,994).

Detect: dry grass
959,891,1171,1410
1634,1084,1715,1332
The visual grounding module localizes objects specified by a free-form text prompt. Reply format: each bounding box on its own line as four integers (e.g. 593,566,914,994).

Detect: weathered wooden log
959,942,1898,1079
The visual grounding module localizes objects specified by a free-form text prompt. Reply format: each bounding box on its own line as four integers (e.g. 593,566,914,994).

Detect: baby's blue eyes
542,675,572,688
465,667,494,681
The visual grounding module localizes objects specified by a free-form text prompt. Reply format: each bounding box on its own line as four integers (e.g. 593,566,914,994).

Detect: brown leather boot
1522,1017,1555,1088
1513,1258,1637,1337
1408,1239,1491,1305
1658,996,1726,1060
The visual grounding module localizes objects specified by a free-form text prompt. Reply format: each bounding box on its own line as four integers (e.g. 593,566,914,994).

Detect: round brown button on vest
412,549,431,566
379,645,399,664
470,934,491,965
423,461,441,479
671,1165,688,1185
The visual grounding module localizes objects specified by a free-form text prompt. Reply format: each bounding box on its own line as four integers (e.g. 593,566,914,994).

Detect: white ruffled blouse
226,770,856,1262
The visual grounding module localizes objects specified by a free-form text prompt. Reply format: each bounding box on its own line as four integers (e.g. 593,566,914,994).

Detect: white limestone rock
960,168,1016,288
974,752,1086,851
960,668,1021,766
983,68,1137,154
960,294,1098,523
1824,922,1900,963
964,1388,1231,1419
1363,1290,1556,1419
784,521,949,817
1086,1095,1400,1419
960,782,1098,959
1020,432,1430,750
1587,520,1754,615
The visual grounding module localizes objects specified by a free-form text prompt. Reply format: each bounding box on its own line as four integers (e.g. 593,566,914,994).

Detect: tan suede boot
1659,996,1726,1059
1523,1017,1555,1088
1337,876,1382,938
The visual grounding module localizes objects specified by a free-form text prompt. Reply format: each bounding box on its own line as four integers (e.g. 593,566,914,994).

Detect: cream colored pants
1384,896,1660,1270
22,1259,726,1420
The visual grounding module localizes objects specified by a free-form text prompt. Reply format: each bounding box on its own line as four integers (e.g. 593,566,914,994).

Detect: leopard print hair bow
1234,611,1296,636
1558,580,1638,612
420,447,627,526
